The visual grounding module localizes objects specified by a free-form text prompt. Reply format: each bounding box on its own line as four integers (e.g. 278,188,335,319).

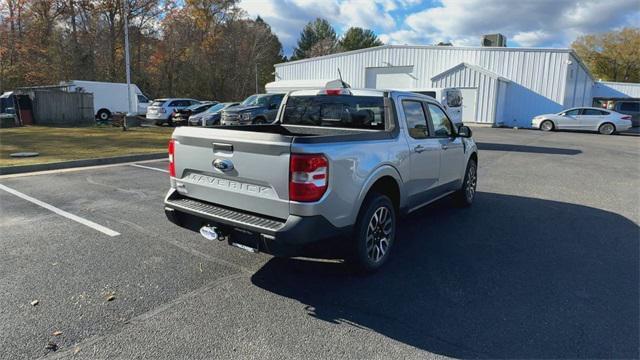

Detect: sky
239,0,640,56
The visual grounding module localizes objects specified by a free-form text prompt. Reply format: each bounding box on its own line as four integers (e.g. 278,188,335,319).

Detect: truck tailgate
171,127,292,220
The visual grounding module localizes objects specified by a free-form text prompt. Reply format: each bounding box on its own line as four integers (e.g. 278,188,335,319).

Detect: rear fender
353,165,406,220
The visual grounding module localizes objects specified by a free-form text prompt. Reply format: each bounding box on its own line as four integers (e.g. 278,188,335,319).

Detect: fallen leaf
106,295,115,302
198,262,203,272
52,331,63,336
73,347,81,355
45,342,58,351
31,300,39,306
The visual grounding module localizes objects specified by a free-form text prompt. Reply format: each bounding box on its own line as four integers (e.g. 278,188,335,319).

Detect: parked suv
220,94,284,125
609,101,640,127
147,98,200,126
164,88,478,272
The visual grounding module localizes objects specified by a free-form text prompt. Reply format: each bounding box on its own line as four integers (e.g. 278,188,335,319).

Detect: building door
365,66,414,89
459,88,477,123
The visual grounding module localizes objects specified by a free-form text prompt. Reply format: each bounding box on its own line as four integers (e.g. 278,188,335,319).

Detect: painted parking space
0,128,638,359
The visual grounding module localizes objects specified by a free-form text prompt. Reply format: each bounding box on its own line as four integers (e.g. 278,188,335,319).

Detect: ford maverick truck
164,88,478,272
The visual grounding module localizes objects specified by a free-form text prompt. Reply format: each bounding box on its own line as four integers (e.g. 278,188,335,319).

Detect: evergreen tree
338,27,383,52
291,18,337,60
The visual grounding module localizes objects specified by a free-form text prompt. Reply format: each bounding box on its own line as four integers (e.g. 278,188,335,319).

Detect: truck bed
207,124,398,143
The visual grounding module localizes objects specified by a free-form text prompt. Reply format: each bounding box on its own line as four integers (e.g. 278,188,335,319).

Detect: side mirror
457,125,472,138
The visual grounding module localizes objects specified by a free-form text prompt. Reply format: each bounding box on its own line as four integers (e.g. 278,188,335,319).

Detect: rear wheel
540,120,554,131
598,122,615,135
347,193,396,273
253,117,267,124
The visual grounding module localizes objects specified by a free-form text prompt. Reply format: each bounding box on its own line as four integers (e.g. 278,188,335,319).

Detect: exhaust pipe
200,225,223,241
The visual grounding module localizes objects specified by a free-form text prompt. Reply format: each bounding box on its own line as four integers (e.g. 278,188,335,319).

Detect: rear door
577,108,605,130
172,127,292,219
399,98,441,208
426,103,465,191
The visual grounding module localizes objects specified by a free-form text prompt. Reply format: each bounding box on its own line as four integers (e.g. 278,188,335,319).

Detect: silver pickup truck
164,88,478,272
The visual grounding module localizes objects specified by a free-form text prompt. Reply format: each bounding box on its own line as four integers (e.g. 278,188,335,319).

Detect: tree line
571,28,640,83
0,0,383,101
0,0,636,101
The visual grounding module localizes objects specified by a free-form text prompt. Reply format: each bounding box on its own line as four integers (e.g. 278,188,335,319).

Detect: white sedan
531,107,633,135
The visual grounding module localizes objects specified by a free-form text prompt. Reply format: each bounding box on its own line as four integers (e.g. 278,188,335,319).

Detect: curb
0,153,167,175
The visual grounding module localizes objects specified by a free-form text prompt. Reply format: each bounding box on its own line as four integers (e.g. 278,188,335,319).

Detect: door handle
441,144,449,150
413,145,426,153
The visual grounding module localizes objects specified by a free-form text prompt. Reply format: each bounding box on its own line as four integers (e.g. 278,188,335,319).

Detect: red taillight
168,139,176,177
289,154,328,202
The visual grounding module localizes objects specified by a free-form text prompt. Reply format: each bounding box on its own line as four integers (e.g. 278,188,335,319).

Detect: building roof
431,62,511,83
276,44,578,67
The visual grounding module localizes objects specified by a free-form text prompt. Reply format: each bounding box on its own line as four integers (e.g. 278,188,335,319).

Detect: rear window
151,100,166,106
582,109,607,115
619,102,639,112
282,95,386,130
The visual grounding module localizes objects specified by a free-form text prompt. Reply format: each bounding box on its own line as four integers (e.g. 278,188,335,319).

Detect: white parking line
129,163,169,173
0,183,121,237
0,158,168,179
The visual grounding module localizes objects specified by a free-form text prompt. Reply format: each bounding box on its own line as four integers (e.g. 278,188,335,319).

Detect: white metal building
273,45,640,127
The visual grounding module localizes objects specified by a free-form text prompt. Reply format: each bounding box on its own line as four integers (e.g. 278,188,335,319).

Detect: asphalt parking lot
1,127,638,359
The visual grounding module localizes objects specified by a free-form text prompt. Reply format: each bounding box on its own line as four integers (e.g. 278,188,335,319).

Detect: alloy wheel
466,163,477,202
600,123,614,135
365,206,393,263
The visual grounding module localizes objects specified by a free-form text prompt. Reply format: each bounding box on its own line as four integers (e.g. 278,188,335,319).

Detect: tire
347,193,396,273
598,122,615,135
167,116,174,127
540,120,554,131
455,158,477,207
96,109,111,121
155,121,164,126
253,117,267,125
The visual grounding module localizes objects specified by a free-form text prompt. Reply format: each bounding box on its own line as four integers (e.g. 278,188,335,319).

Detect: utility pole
122,0,132,131
255,62,259,94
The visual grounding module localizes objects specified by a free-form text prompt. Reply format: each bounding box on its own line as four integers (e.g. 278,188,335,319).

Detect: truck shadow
250,192,639,358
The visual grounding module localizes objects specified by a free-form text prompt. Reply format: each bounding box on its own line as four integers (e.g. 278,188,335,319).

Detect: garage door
365,66,414,89
459,88,478,123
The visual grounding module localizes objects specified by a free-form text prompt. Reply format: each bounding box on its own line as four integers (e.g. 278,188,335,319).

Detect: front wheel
347,193,396,273
96,109,111,122
598,123,615,135
540,120,554,131
455,159,477,207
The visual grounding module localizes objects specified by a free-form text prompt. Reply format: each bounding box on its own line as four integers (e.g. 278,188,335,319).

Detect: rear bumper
616,123,633,132
163,190,351,257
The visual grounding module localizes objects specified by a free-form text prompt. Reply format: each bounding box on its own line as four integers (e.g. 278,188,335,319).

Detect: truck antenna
337,68,348,88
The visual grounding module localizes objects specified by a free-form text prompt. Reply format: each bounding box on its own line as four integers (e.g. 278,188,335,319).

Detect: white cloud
239,0,640,53
403,0,640,47
239,0,408,53
512,31,554,47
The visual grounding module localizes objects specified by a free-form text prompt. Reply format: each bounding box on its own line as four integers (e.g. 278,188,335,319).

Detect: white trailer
63,80,149,120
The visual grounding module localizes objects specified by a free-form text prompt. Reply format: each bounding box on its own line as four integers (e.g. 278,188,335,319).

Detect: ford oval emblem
213,159,234,172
